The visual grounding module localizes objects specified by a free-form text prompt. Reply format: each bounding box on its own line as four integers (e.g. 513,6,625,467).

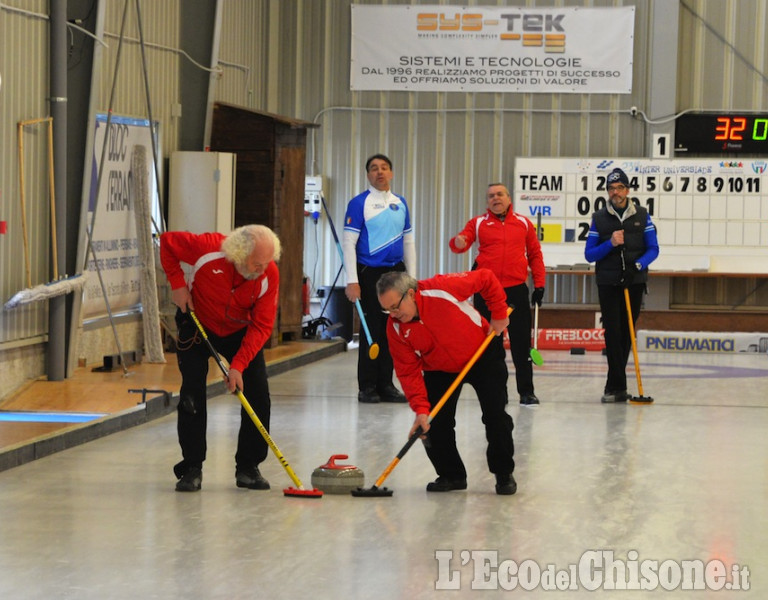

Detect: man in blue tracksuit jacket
342,154,417,404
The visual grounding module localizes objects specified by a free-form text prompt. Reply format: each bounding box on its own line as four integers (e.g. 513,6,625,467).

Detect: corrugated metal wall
0,0,180,349
97,0,180,170
677,0,768,110
1,1,51,346
2,0,768,373
211,0,654,292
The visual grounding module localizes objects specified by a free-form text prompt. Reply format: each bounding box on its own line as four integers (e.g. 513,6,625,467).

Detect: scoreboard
675,113,768,154
513,158,768,273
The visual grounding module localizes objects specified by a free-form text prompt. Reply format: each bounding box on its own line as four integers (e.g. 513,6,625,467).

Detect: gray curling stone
311,454,364,494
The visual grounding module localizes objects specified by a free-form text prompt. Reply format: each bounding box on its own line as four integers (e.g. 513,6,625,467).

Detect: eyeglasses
381,291,408,315
607,184,627,192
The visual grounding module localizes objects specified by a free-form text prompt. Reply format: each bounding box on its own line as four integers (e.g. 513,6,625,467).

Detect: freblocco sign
350,5,634,93
536,329,605,351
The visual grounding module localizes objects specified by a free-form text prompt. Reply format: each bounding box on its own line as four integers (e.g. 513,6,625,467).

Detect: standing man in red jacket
449,183,546,406
160,225,280,492
377,269,517,495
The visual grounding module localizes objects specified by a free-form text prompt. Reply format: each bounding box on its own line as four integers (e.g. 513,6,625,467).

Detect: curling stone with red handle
311,454,364,494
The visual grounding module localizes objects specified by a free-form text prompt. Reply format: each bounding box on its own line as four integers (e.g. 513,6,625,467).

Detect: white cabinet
168,151,236,234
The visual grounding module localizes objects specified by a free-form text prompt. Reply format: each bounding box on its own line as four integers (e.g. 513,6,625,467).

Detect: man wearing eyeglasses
449,183,546,407
585,167,659,403
160,225,281,492
343,154,417,404
376,269,517,495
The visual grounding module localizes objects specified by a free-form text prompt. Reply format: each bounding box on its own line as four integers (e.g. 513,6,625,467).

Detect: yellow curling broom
189,311,323,498
624,289,654,404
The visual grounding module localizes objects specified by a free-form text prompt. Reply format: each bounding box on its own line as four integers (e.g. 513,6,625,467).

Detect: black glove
531,287,545,307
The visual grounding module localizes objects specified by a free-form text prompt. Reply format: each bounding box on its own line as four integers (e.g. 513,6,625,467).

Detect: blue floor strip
0,412,106,423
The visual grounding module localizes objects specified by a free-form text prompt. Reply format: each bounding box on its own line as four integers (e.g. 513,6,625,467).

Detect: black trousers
474,283,534,396
597,284,644,394
174,310,270,471
422,350,515,480
356,261,405,393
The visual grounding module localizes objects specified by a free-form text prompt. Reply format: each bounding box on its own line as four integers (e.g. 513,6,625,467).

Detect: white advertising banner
82,114,159,319
350,5,634,94
638,331,768,354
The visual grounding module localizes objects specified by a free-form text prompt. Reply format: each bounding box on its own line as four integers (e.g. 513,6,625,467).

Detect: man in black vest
585,168,659,403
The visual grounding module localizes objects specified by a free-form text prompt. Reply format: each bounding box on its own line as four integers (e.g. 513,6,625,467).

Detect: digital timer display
675,113,768,154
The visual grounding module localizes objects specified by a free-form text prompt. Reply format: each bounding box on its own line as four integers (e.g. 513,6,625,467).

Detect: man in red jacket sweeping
449,183,546,406
160,225,280,492
377,269,517,495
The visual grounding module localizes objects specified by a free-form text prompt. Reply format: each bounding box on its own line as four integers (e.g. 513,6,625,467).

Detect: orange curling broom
352,307,513,497
624,288,654,404
620,249,653,404
189,311,323,498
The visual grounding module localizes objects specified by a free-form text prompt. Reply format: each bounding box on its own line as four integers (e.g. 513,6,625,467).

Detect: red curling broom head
283,487,323,498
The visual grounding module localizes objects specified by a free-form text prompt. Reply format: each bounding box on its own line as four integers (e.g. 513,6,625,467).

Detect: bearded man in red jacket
160,225,280,493
377,269,517,495
449,183,546,407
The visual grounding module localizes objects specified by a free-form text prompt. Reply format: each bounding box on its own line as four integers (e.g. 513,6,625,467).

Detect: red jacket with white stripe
449,210,546,289
386,269,508,415
159,231,278,373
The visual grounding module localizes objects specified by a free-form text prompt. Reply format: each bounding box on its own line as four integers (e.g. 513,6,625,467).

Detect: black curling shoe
235,466,270,490
175,467,202,492
495,474,517,496
426,477,468,492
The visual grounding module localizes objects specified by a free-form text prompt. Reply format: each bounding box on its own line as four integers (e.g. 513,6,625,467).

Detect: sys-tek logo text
417,12,566,52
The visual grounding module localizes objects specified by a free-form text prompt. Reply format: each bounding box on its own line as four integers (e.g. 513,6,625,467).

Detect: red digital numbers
675,113,768,153
714,117,747,140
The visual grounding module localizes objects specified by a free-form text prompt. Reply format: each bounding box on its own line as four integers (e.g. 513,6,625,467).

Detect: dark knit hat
606,168,629,187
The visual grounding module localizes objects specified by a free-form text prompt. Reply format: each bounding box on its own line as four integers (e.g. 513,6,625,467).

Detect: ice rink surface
1,349,765,599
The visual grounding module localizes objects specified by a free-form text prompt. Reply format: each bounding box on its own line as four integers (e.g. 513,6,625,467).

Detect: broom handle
188,310,307,490
371,306,513,489
319,192,376,349
426,306,513,422
623,288,644,396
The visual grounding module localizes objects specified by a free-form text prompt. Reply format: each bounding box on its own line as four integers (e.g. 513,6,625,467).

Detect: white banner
82,114,160,319
638,331,768,354
350,5,634,94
